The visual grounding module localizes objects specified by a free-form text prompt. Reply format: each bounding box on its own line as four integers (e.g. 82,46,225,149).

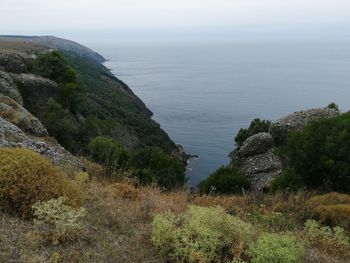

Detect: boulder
237,132,274,157
238,149,282,176
0,53,28,73
0,70,23,104
270,107,339,145
0,95,48,137
0,117,81,169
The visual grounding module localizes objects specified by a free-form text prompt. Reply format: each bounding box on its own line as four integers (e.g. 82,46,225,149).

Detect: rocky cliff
231,107,340,191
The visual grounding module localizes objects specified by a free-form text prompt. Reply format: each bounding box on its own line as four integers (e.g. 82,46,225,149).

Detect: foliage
24,51,179,183
75,172,89,186
248,211,298,232
88,136,128,176
152,205,254,263
0,148,82,218
235,119,271,147
131,147,186,189
248,233,305,263
283,113,350,193
270,169,303,192
32,197,87,244
327,102,339,111
304,219,349,246
198,166,250,194
32,51,78,84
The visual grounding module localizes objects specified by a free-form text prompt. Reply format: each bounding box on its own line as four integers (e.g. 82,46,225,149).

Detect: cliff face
0,37,183,164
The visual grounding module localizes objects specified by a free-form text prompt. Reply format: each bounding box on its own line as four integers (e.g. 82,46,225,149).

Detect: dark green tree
199,166,250,194
130,147,186,189
88,136,128,176
284,113,350,193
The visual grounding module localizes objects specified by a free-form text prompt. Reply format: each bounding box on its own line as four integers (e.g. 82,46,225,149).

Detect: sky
1,0,350,41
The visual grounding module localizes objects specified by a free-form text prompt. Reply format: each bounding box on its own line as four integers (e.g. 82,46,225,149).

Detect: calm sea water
87,41,350,186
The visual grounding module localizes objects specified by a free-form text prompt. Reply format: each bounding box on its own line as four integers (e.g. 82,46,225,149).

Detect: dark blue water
87,41,350,186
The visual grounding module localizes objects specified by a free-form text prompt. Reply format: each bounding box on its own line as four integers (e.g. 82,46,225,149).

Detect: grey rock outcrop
0,116,81,168
0,95,48,136
0,70,23,104
0,53,28,73
269,107,339,145
238,132,274,157
233,132,282,191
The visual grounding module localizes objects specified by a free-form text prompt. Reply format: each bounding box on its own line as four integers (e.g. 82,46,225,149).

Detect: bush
32,197,87,244
152,205,254,262
284,113,350,193
0,148,82,218
131,147,186,189
88,136,128,176
270,170,303,192
199,166,250,194
304,220,350,256
235,119,271,147
249,233,305,263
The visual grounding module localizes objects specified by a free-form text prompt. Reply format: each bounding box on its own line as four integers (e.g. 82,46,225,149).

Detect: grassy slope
1,175,349,263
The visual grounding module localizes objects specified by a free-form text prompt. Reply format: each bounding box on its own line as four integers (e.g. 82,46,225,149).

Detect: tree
199,166,250,194
284,113,350,193
130,147,186,189
88,136,128,176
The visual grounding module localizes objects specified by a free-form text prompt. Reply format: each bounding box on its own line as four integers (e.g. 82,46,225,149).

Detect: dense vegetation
23,51,177,156
199,166,250,194
19,51,187,188
130,147,187,189
274,113,350,193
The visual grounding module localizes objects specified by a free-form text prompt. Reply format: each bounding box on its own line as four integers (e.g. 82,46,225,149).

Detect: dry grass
1,170,350,262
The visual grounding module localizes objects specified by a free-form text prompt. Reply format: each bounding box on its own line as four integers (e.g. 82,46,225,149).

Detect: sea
86,40,350,186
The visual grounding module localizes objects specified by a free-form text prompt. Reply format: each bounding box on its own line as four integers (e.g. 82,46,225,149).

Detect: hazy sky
1,0,350,41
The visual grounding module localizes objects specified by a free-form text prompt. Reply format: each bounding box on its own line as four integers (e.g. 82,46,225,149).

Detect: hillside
0,35,105,63
0,38,183,158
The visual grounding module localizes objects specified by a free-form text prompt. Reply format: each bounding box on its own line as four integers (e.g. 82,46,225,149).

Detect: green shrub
152,205,254,263
304,219,349,246
199,166,250,194
249,233,305,263
32,197,87,244
235,119,271,147
131,147,186,189
271,170,303,192
88,136,128,176
0,148,82,218
284,113,350,193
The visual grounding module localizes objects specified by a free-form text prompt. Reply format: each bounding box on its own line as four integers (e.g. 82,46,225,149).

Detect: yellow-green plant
304,219,349,246
152,205,254,263
32,197,87,244
75,172,89,186
248,233,305,263
0,147,82,218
